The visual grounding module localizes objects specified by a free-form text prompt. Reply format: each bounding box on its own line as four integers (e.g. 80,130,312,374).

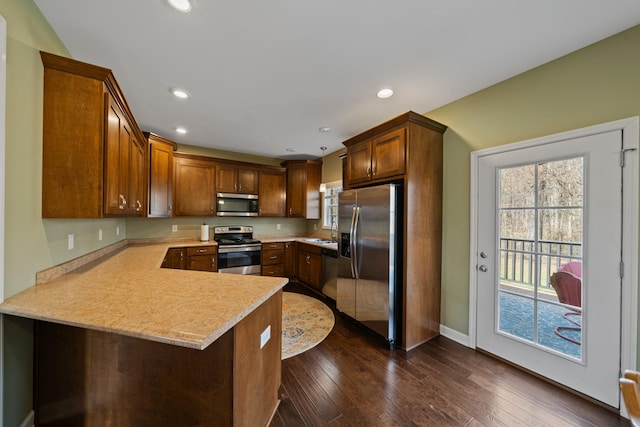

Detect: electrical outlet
276,223,281,231
260,325,271,349
116,226,120,236
172,224,178,232
67,234,74,250
98,229,103,241
313,223,317,230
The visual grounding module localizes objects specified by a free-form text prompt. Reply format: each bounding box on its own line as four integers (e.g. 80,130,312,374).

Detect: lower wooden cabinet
283,241,296,278
162,246,217,272
186,246,218,272
297,243,322,291
261,242,285,277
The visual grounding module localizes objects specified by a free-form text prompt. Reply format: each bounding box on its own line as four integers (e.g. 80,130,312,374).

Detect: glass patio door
475,129,624,407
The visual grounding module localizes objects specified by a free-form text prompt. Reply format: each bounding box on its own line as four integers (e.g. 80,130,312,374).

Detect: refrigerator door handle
351,206,360,279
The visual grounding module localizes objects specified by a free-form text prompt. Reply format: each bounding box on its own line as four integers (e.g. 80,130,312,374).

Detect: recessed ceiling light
377,88,394,99
318,127,331,133
170,88,190,99
285,148,295,152
167,0,192,12
175,127,187,134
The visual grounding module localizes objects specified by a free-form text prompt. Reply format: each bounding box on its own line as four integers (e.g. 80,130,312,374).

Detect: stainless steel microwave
216,193,259,217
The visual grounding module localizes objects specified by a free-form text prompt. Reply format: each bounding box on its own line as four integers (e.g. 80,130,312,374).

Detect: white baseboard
440,324,471,347
19,410,34,427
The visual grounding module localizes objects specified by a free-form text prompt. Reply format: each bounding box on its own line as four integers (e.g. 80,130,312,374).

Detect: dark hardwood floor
271,284,628,427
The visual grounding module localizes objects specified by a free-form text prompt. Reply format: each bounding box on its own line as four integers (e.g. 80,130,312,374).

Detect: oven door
217,245,261,275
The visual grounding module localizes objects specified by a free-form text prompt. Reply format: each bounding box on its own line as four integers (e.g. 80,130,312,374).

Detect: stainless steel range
213,225,261,275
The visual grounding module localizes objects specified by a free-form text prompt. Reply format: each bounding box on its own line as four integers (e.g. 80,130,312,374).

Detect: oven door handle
217,245,261,254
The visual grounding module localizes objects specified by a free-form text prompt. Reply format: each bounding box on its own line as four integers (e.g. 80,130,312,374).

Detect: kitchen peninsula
0,243,287,426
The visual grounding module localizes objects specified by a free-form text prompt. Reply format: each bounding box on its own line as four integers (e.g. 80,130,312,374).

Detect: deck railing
499,238,582,290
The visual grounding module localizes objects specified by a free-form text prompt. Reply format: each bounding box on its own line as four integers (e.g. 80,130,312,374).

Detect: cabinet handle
366,166,371,177
289,208,293,216
119,194,127,209
136,200,142,212
306,254,310,264
211,257,215,265
198,248,206,253
372,165,376,176
269,256,278,260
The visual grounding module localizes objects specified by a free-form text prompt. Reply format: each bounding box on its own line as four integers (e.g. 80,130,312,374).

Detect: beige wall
427,25,640,335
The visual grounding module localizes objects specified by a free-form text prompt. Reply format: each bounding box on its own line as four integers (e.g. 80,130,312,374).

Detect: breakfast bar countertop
0,243,288,350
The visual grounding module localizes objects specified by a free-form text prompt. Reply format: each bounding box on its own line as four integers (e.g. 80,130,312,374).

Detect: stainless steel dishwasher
321,247,338,300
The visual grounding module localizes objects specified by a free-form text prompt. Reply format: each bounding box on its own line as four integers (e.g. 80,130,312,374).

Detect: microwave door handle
351,206,360,280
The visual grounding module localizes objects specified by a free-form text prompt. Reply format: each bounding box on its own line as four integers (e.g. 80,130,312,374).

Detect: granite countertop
0,243,287,350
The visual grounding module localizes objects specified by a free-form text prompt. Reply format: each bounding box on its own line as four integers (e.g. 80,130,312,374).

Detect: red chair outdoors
550,261,582,345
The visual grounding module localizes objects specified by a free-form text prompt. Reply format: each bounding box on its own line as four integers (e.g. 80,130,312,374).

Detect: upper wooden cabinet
146,133,177,218
173,153,216,216
281,160,322,219
258,167,286,217
41,51,147,218
345,127,406,187
215,162,258,194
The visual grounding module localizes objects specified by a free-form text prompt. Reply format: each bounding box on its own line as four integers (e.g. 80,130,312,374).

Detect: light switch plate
260,325,271,349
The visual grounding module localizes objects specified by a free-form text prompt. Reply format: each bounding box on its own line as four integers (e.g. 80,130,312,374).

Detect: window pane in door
497,157,583,360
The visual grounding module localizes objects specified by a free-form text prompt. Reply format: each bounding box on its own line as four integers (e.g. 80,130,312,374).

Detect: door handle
479,265,488,272
480,251,488,259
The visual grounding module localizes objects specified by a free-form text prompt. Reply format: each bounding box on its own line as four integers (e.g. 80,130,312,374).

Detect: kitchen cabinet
297,243,322,291
162,246,217,272
41,51,147,218
146,132,177,218
261,242,285,277
162,248,185,269
215,162,258,194
258,167,287,217
341,111,447,350
345,127,406,187
186,246,217,272
173,153,216,216
284,241,296,278
281,160,322,219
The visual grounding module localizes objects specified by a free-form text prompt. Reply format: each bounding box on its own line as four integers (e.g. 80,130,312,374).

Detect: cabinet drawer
262,242,285,251
262,264,284,277
262,249,284,265
187,246,217,256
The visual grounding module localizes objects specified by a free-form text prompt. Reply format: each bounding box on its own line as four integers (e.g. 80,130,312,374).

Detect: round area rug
282,292,335,359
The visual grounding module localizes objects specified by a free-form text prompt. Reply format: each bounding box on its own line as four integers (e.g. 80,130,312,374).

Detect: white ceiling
35,0,640,160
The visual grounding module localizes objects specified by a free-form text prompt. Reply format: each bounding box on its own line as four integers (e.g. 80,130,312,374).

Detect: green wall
427,25,640,335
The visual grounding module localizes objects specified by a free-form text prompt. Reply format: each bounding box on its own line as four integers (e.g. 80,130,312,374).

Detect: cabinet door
284,242,296,278
187,255,217,272
129,137,145,216
258,169,286,217
162,248,185,269
307,252,322,290
372,127,406,180
174,157,216,216
148,139,174,217
346,139,372,186
216,165,238,193
297,249,310,284
238,168,258,194
286,163,307,218
297,249,322,290
104,95,130,215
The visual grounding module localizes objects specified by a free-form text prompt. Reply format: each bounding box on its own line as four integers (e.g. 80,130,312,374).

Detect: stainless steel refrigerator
337,183,402,348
